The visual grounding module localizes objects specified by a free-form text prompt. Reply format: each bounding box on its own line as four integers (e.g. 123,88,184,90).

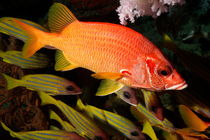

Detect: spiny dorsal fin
48,3,78,32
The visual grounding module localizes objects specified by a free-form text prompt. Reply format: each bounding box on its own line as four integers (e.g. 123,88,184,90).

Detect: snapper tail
12,19,49,58
2,74,21,90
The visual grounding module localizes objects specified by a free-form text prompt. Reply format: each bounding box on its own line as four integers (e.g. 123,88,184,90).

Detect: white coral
116,0,185,25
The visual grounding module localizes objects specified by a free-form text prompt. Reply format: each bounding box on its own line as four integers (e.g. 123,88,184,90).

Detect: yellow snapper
49,110,79,133
1,122,85,140
38,91,109,140
76,99,146,140
2,73,81,95
0,50,50,69
130,103,174,131
96,79,139,106
0,3,187,91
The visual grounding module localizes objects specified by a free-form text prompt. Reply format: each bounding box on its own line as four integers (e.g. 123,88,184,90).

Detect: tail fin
2,74,20,90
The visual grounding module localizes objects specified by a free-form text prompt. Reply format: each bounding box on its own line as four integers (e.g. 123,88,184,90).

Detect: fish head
116,86,138,106
145,49,187,91
63,80,82,95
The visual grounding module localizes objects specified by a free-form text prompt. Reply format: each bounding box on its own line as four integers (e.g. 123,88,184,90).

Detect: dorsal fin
48,3,78,32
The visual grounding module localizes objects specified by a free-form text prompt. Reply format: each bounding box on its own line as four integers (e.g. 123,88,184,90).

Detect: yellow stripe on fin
48,3,78,32
96,79,124,96
91,72,124,80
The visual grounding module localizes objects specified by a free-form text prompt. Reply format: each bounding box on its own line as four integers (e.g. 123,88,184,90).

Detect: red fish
0,3,187,91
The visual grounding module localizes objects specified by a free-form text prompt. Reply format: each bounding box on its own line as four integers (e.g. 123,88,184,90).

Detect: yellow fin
96,79,124,96
142,121,158,140
0,50,5,57
48,3,78,32
163,34,172,42
55,50,78,71
2,74,21,90
179,105,208,131
91,72,123,80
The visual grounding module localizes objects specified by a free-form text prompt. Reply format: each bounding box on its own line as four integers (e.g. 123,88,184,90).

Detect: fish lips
165,81,188,90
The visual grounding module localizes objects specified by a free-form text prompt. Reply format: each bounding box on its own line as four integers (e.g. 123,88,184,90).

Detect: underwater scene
0,0,209,139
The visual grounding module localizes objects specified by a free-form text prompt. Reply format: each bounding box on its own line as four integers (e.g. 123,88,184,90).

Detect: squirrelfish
76,99,146,140
38,91,109,140
0,50,50,69
2,73,81,95
0,3,187,91
1,122,85,140
96,79,139,106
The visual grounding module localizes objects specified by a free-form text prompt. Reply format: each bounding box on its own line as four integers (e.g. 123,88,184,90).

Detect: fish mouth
166,82,188,90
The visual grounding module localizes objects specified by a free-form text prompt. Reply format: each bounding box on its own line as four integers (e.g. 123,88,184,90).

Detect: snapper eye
66,85,75,91
123,91,131,99
158,66,172,77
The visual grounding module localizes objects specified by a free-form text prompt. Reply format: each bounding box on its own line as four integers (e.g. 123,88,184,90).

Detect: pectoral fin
96,79,124,96
91,72,124,80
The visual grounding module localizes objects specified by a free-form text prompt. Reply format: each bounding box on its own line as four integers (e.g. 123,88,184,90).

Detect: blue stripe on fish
36,132,69,137
94,109,128,134
58,103,84,133
11,54,49,63
27,134,56,140
1,22,28,39
59,102,95,137
30,77,65,86
24,83,57,92
137,104,161,125
4,56,40,66
25,80,64,90
21,20,46,31
8,54,47,64
2,22,22,31
40,75,64,81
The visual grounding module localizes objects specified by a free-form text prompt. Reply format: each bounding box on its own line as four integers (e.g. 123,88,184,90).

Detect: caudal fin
2,74,20,90
12,19,47,58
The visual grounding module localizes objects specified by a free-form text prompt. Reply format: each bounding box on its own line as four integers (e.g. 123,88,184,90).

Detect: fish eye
130,131,139,136
158,66,172,77
94,136,103,140
66,85,75,91
160,70,168,76
123,91,131,99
